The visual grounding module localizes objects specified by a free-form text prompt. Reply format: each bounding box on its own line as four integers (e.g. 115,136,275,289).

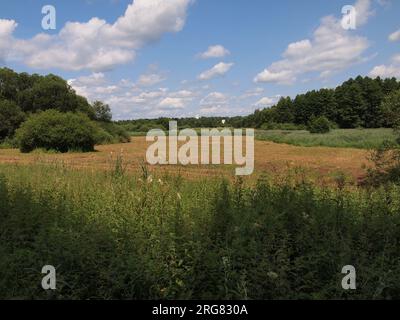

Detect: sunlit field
256,128,397,149
0,136,371,185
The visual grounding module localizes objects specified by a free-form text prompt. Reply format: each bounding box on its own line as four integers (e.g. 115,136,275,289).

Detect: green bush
97,121,131,144
15,110,99,153
307,116,332,134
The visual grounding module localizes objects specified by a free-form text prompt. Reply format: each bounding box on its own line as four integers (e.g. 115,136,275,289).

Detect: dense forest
119,76,400,132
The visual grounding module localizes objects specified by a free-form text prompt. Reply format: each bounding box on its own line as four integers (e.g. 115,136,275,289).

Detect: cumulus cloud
159,97,185,109
0,19,17,61
389,29,400,42
369,52,400,79
200,92,228,105
198,45,230,59
369,53,400,78
68,72,199,118
254,0,372,84
255,97,277,107
0,0,192,71
198,62,234,80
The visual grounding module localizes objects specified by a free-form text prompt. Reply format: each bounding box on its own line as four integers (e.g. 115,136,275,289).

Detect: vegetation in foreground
256,128,397,149
1,162,400,300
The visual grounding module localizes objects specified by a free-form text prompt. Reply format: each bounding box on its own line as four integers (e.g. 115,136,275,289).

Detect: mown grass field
256,128,397,149
0,136,370,185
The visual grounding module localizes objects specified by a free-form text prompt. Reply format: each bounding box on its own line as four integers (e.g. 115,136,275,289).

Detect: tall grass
1,163,400,299
256,128,397,149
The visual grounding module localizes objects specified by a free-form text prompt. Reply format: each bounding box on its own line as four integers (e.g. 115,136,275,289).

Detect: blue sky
0,0,399,119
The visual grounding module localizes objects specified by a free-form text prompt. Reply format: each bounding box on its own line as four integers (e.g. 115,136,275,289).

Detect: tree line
119,76,400,132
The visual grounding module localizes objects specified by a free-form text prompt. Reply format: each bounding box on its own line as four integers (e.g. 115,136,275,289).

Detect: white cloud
369,64,400,78
0,19,17,61
255,97,276,107
254,69,295,85
369,53,400,79
1,0,192,71
370,64,400,79
254,0,372,84
240,87,265,99
200,92,228,106
137,73,166,87
198,45,230,59
352,0,374,26
198,62,234,80
389,29,400,42
159,97,185,109
199,106,230,115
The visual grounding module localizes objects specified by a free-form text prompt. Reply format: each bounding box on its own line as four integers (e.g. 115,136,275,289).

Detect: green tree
92,101,112,122
0,100,26,140
273,97,294,123
18,75,81,113
380,90,400,128
334,82,365,128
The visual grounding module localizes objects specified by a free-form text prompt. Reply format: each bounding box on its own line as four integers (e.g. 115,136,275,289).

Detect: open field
0,137,371,185
256,128,397,149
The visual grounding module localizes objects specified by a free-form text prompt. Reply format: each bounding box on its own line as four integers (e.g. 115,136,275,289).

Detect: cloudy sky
0,0,399,119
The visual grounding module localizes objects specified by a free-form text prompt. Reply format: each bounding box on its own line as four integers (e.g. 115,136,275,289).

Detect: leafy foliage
0,100,25,140
92,101,112,122
380,90,400,128
15,110,99,153
1,164,400,299
0,68,130,147
307,116,331,134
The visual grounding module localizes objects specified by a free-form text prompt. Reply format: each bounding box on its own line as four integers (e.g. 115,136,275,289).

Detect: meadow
1,130,399,300
0,137,370,184
256,128,397,149
1,161,400,299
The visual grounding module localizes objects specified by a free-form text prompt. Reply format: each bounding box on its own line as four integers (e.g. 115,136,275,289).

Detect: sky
0,0,399,120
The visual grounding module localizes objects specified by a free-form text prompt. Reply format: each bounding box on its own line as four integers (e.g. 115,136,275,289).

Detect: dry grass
0,137,370,184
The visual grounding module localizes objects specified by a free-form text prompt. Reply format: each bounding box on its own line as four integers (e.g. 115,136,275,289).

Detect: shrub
16,110,99,153
307,116,331,134
97,121,131,144
362,134,400,187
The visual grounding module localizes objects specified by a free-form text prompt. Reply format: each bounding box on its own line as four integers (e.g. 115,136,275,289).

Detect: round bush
307,116,331,134
16,110,100,153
